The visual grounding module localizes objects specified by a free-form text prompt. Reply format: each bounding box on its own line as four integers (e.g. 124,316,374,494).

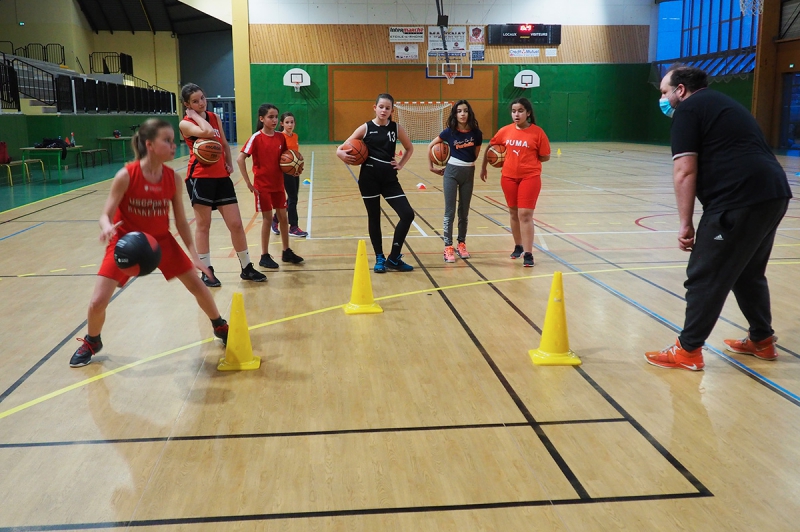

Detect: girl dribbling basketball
428,100,483,263
179,83,266,286
70,119,229,368
480,97,551,267
336,93,415,273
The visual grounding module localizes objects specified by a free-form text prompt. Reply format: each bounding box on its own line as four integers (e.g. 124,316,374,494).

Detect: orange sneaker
645,339,705,371
724,335,778,361
443,246,456,263
456,241,471,259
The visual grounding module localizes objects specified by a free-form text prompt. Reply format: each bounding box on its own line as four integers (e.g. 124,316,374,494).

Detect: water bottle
70,132,76,146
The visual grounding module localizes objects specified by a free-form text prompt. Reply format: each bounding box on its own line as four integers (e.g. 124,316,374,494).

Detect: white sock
199,253,211,269
236,250,251,269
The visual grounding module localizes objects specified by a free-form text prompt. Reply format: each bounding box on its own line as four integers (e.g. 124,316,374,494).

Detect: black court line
411,209,712,497
0,191,98,225
0,419,628,449
0,280,136,405
0,492,712,531
379,207,591,500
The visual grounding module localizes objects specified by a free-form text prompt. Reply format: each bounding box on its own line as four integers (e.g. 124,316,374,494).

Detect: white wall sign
395,44,419,60
427,26,467,52
545,48,558,57
510,48,541,58
390,27,425,43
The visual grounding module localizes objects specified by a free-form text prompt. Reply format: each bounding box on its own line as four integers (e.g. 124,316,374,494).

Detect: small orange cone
530,272,581,366
344,240,383,315
218,292,261,371
416,183,426,190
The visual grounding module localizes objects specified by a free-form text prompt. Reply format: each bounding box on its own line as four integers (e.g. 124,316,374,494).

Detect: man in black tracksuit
646,65,792,371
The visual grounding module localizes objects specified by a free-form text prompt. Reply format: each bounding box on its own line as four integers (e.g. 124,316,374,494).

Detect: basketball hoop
292,82,301,93
445,71,456,85
739,0,763,15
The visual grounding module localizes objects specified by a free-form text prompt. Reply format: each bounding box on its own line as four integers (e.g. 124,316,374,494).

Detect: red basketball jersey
241,130,286,192
182,111,228,179
113,161,175,239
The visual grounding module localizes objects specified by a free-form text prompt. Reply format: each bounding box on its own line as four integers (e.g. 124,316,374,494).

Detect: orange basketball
342,138,369,165
193,139,223,165
430,143,450,166
486,144,506,168
279,149,304,176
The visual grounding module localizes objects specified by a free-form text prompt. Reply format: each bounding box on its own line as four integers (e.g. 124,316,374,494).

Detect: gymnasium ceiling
75,0,230,35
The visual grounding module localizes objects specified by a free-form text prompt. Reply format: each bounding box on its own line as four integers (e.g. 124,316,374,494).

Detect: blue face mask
659,88,678,118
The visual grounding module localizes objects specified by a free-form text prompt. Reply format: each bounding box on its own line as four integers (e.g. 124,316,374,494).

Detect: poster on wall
470,44,485,61
545,48,557,57
390,27,425,42
395,44,419,60
427,26,467,52
509,48,541,58
469,26,485,44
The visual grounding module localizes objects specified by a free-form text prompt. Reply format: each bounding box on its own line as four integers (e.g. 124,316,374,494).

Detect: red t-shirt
182,111,228,179
113,160,175,239
490,124,551,179
241,130,286,192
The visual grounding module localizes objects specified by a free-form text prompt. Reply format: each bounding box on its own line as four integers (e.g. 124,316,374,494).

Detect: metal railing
3,55,175,115
11,58,57,105
1,60,21,111
124,74,150,89
12,43,65,66
89,52,133,75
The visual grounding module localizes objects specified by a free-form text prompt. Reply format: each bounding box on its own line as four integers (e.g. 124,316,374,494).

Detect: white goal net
393,101,452,143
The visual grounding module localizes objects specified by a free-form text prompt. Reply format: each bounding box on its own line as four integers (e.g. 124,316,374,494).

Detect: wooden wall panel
441,68,494,101
333,70,387,100
250,25,648,65
388,71,442,101
333,101,375,141
329,65,497,141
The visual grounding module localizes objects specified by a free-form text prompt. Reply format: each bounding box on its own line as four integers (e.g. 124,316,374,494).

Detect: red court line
634,213,674,231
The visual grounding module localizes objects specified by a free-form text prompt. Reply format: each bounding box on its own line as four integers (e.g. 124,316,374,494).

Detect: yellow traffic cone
556,148,562,156
218,292,261,371
344,240,383,315
530,271,581,366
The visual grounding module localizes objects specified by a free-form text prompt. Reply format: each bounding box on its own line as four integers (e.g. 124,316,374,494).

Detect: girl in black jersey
337,94,415,273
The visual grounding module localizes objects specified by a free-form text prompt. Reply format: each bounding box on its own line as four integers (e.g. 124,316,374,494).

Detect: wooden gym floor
1,142,799,530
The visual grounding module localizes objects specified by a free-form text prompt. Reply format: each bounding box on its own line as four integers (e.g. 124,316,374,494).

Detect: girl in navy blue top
428,100,483,263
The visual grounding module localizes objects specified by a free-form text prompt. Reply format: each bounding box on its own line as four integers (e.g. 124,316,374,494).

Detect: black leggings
363,195,414,259
283,173,300,227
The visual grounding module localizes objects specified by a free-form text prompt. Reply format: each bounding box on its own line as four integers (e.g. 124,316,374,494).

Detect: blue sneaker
385,254,414,272
374,253,386,273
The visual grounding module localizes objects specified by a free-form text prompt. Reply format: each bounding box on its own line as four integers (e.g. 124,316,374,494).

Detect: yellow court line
50,269,67,273
2,260,800,421
80,264,97,268
17,273,35,277
0,340,209,420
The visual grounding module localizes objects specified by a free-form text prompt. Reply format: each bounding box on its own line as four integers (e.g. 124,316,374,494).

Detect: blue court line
0,222,45,241
535,244,800,407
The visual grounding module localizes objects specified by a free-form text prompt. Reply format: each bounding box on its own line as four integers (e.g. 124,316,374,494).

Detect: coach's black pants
679,198,789,351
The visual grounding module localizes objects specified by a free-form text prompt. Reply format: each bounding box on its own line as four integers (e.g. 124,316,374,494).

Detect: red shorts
98,233,193,286
501,175,542,210
254,188,287,212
